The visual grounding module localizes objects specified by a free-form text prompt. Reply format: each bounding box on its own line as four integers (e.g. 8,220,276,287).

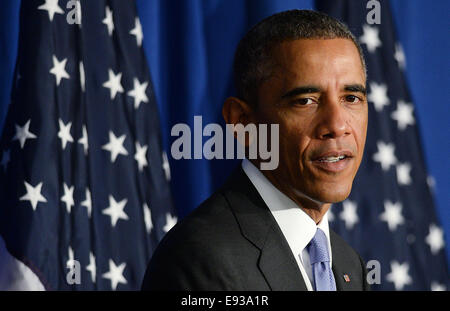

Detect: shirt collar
241,159,331,262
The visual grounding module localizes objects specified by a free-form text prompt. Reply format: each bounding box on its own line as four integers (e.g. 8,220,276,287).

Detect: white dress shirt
242,159,333,291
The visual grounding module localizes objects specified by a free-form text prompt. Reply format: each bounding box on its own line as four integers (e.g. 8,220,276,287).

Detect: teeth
319,155,345,162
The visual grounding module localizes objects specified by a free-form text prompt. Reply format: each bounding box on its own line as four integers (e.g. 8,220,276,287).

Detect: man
142,9,370,291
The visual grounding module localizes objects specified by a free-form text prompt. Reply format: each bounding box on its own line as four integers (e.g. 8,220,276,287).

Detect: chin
311,182,353,203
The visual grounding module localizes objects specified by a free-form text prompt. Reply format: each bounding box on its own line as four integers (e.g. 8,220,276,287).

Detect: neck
288,188,331,224
251,159,330,224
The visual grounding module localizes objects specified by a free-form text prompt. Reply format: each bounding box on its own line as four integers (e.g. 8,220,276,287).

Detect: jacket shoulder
168,192,238,242
141,191,252,290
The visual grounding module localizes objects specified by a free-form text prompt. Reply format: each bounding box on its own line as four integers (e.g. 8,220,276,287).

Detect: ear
222,96,253,126
222,96,255,147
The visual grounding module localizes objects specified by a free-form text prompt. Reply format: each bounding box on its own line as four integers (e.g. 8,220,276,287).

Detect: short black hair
233,9,366,106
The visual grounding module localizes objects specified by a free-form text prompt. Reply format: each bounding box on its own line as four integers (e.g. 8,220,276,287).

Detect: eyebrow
344,84,367,95
280,86,321,99
280,84,367,99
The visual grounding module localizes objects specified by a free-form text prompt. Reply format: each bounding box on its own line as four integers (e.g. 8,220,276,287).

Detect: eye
345,95,362,103
292,98,316,106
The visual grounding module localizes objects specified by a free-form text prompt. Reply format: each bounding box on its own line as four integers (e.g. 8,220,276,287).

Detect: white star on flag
373,141,397,171
143,203,153,234
66,246,75,269
102,259,127,290
1,149,10,172
102,195,129,227
327,206,335,222
102,131,129,163
102,6,114,36
162,151,171,181
79,61,85,92
50,55,70,86
20,181,47,211
396,162,412,186
86,252,96,283
103,69,124,100
81,188,92,218
13,119,37,149
134,142,148,172
58,119,74,150
127,78,149,109
427,175,436,191
61,183,75,213
359,24,382,53
163,213,177,233
425,224,444,255
38,0,64,22
386,261,412,290
129,17,143,46
339,199,359,230
379,200,405,231
78,125,89,155
368,82,390,112
391,100,415,130
394,42,406,69
430,281,446,291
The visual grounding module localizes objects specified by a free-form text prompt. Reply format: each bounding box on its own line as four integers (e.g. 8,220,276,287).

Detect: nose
315,99,351,140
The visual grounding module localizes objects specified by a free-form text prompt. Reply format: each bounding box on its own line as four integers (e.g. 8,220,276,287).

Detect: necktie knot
307,228,330,264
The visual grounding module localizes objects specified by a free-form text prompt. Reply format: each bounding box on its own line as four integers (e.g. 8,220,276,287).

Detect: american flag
316,0,448,290
0,0,176,290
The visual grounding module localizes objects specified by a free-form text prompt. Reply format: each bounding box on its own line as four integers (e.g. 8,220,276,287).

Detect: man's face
253,38,368,207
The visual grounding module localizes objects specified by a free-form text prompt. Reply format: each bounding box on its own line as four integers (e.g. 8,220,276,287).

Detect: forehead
271,38,366,85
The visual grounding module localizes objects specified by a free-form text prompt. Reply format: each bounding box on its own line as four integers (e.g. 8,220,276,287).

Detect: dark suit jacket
141,166,370,291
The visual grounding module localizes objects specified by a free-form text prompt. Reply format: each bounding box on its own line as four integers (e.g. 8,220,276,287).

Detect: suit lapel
258,225,308,290
221,166,308,291
330,230,362,291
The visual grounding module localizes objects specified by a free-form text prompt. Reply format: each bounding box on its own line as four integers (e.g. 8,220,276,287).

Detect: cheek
257,107,313,173
356,111,368,148
278,116,312,168
350,110,368,163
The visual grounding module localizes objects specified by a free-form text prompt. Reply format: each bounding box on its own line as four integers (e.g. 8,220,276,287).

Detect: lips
312,150,354,161
310,150,354,173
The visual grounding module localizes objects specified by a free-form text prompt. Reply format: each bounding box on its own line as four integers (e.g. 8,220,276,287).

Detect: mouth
310,151,354,173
